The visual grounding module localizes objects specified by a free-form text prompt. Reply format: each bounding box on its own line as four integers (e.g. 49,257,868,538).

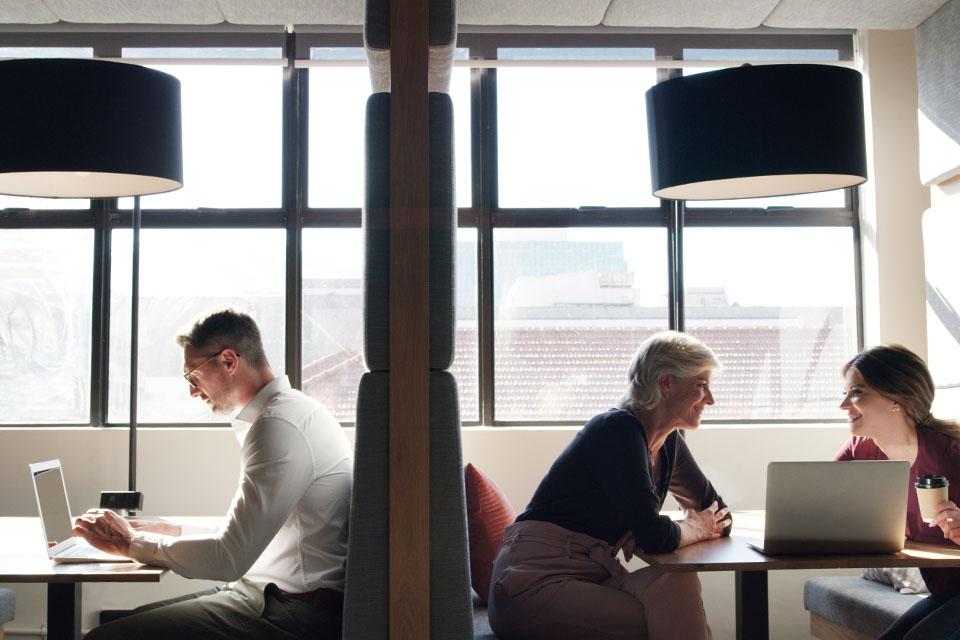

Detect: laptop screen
32,462,73,547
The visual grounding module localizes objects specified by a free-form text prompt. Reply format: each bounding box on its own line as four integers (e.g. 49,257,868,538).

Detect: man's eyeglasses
183,349,224,389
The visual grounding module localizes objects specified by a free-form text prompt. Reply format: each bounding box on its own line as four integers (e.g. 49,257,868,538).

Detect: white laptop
751,460,910,555
30,459,133,563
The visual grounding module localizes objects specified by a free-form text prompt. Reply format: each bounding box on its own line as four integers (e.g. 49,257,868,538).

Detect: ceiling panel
604,0,779,29
459,0,610,26
0,0,58,24
0,0,950,30
219,0,364,26
41,0,225,25
764,0,949,28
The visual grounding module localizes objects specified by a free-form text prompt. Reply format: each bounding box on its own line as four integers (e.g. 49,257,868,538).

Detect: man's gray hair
175,306,269,370
617,331,720,413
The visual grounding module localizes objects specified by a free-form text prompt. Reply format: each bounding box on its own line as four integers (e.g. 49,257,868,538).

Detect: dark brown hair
175,306,269,370
844,344,960,441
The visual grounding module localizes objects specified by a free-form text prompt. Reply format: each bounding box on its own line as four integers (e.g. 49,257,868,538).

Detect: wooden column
389,0,431,638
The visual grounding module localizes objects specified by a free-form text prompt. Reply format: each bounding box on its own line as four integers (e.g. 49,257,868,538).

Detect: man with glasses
72,306,353,640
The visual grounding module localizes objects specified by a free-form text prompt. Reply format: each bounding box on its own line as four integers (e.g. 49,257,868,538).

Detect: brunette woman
837,345,960,640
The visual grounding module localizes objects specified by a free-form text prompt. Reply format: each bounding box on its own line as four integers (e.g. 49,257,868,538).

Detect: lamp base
99,491,144,515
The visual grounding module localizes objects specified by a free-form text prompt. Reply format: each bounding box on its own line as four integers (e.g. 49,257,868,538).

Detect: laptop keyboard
55,542,113,559
56,545,89,557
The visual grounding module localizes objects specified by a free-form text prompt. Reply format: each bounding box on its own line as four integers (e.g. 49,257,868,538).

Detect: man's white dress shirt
129,376,353,593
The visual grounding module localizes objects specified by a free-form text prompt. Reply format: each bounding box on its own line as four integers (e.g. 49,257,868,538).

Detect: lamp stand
128,195,141,513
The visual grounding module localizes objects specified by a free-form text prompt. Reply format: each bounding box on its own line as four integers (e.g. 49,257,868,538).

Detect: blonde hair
844,344,960,441
617,331,720,412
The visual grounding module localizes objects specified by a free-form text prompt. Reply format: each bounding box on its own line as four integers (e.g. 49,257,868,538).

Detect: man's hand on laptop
72,508,135,557
677,501,731,548
930,500,960,545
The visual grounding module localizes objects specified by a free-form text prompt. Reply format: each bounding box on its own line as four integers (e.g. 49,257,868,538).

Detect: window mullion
283,30,305,388
675,201,686,333
852,187,865,351
90,198,113,427
667,199,683,332
476,62,497,426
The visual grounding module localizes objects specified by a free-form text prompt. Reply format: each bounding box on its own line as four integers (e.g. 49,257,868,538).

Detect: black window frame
0,28,861,428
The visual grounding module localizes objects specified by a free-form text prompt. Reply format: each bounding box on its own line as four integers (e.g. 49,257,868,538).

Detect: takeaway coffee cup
915,475,950,523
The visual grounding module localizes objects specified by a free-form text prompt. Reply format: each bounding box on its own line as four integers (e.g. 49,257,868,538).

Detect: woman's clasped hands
678,501,731,548
611,501,731,560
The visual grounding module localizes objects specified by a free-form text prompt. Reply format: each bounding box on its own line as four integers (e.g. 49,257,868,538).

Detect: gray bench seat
804,576,926,639
0,587,15,634
473,593,497,639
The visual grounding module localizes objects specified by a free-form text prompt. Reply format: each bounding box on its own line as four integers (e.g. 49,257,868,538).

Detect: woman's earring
892,404,900,412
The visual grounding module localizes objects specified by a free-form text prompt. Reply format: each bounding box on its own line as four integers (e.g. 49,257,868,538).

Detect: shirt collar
231,375,291,444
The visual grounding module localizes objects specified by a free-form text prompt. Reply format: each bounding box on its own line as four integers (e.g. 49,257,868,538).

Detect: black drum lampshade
645,64,867,201
0,58,182,198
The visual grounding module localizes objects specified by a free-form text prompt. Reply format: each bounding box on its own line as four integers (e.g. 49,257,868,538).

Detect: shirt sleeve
833,436,857,461
129,418,313,581
668,435,732,537
593,425,681,554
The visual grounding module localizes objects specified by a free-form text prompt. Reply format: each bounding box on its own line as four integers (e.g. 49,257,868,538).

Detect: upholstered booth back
343,2,472,636
362,92,456,372
345,370,473,638
364,0,458,93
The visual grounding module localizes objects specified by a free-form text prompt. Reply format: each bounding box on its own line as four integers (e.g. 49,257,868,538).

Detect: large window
0,32,860,427
123,61,283,210
0,230,93,424
308,63,368,208
683,227,858,420
301,228,364,420
496,63,659,208
109,229,287,424
492,228,669,421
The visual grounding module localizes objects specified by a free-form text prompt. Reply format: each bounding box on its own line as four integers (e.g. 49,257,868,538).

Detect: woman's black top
515,408,731,554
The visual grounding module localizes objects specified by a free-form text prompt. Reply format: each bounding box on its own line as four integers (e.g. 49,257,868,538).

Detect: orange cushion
464,462,516,603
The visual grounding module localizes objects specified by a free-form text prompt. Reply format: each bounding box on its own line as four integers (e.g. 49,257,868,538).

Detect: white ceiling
0,0,950,29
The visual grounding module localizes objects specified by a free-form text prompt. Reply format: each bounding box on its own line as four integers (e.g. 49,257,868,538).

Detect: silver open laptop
752,460,910,555
30,459,132,563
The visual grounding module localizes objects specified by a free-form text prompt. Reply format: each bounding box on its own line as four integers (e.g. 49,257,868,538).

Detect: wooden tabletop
0,517,168,584
637,510,960,573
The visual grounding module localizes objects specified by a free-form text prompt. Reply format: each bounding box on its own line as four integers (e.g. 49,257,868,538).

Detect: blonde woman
487,331,730,640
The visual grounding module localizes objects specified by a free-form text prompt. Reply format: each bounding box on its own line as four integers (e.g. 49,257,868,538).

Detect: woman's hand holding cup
916,475,950,523
930,500,960,545
914,475,960,545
